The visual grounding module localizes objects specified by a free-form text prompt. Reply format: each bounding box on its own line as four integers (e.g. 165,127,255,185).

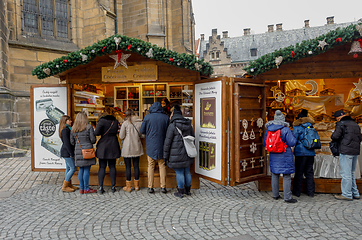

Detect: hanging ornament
305,80,319,95
308,50,313,55
284,96,292,106
169,57,174,62
257,118,263,128
43,68,51,75
137,47,141,51
250,129,256,140
356,24,362,36
250,158,255,168
146,48,153,58
80,53,88,62
56,65,59,68
336,37,342,43
127,44,132,50
177,62,181,66
195,62,202,70
242,119,249,141
291,51,295,57
353,79,362,95
260,156,264,167
250,142,257,154
91,49,95,53
102,45,107,52
109,50,131,69
259,129,263,137
354,53,359,58
275,56,283,68
250,68,254,72
318,38,328,50
242,160,248,172
275,92,285,103
63,59,68,63
348,40,362,57
114,37,121,49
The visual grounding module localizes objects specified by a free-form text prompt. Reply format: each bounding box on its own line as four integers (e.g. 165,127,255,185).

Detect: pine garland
32,34,213,79
244,23,362,76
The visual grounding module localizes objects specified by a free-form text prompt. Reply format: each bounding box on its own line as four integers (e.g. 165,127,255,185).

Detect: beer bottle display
205,142,210,170
209,143,216,170
199,141,204,168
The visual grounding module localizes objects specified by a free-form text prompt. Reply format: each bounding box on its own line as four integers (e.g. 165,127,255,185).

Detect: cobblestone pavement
0,153,362,240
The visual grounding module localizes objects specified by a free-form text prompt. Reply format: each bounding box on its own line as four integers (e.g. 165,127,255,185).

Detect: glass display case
114,86,140,115
74,91,105,122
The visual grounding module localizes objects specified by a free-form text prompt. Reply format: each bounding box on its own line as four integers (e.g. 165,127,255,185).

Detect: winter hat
334,110,345,119
273,110,285,122
297,109,308,119
172,104,182,115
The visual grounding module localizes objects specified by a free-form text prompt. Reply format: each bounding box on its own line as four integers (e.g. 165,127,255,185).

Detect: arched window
22,0,70,39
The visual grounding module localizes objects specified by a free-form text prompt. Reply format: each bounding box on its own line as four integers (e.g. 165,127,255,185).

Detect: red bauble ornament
127,44,132,50
291,51,295,57
354,53,358,58
169,57,174,62
336,37,342,42
102,45,107,52
63,59,68,63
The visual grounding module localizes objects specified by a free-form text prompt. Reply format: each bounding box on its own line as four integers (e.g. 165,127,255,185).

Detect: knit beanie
274,110,285,122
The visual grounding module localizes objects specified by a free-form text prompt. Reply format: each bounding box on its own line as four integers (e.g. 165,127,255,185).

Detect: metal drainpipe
114,0,118,34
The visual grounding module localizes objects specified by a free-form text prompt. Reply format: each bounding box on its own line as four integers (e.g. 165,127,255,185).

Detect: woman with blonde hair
94,108,121,194
70,112,97,194
59,115,77,192
119,109,144,192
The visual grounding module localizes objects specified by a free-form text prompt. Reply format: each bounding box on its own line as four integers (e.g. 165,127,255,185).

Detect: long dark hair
59,115,71,138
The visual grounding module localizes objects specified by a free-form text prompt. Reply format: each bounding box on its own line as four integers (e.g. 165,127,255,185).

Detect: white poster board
195,81,222,180
33,87,67,169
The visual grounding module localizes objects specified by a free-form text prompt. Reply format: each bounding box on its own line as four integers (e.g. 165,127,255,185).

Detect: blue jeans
64,157,76,182
173,167,191,189
339,154,360,199
78,166,91,190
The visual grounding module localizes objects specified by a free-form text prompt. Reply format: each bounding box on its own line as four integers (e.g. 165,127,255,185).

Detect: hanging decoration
250,142,257,154
114,37,121,49
317,38,328,50
348,40,362,57
275,56,283,68
290,51,295,57
242,119,249,141
275,92,285,102
250,158,255,168
109,50,131,69
260,156,264,167
63,59,68,63
242,160,248,172
102,45,107,52
292,96,299,106
80,53,88,62
43,68,51,75
259,129,263,137
257,118,263,128
250,129,256,140
308,51,313,55
356,24,362,36
127,44,132,50
353,79,362,96
195,63,202,70
284,96,292,106
336,37,342,42
169,57,174,62
305,80,319,95
146,48,153,58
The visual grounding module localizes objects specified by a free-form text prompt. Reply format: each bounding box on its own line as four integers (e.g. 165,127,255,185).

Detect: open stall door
194,78,229,185
233,81,267,184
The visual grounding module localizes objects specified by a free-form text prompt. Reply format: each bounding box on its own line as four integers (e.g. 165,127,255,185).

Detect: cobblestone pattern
0,154,362,240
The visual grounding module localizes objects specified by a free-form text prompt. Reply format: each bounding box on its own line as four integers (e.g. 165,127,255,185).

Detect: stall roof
244,23,362,78
32,34,213,80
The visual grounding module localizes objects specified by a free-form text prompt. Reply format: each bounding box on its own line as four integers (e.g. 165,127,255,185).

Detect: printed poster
195,81,222,181
33,87,67,169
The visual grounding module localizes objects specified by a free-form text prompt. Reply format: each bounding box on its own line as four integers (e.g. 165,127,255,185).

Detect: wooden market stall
31,35,231,189
232,23,362,193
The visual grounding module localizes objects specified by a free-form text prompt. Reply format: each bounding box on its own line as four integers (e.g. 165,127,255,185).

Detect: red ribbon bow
169,57,174,62
63,59,68,63
116,50,123,61
102,45,107,52
291,51,295,57
357,39,362,48
127,44,132,50
336,37,342,42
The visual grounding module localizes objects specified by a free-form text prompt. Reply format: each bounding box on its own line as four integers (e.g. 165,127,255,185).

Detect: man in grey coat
140,102,170,193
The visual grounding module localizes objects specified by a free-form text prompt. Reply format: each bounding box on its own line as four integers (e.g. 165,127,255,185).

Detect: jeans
124,157,140,181
339,154,360,199
64,157,76,182
98,159,117,187
173,167,191,189
78,166,91,190
272,173,292,201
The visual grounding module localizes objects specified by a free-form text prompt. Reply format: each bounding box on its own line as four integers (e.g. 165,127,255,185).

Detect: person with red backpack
263,110,297,203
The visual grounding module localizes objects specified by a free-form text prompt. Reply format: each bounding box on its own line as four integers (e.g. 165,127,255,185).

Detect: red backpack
265,129,287,153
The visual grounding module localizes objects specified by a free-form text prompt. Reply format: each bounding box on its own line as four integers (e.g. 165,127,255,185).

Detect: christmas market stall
240,22,362,193
31,35,231,188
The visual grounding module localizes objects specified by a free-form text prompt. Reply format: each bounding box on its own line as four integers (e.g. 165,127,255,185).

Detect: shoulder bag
175,125,197,158
75,132,95,159
102,120,114,137
131,122,142,138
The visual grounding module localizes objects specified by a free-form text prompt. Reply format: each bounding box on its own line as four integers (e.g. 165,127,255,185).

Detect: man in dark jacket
140,102,170,194
331,110,361,201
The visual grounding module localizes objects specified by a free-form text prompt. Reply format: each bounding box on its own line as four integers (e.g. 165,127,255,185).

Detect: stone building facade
199,17,358,78
0,0,195,156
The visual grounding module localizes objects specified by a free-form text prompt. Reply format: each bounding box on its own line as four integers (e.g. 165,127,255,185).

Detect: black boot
98,186,105,194
174,188,184,198
185,186,191,196
111,186,117,193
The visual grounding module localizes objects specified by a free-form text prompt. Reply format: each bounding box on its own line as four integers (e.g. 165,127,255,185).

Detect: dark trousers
124,157,140,181
98,159,117,187
292,156,315,196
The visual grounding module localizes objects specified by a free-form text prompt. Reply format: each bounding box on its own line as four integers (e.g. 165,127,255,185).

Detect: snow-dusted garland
244,23,362,76
32,34,213,79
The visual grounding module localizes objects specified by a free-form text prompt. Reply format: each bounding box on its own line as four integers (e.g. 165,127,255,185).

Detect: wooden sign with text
102,65,158,82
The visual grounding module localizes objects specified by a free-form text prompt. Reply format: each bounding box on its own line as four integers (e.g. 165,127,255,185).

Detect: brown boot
123,180,132,192
69,180,79,190
134,180,140,191
62,181,75,192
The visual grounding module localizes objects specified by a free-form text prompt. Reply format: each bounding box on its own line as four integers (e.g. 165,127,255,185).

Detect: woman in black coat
94,112,121,193
163,105,195,198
